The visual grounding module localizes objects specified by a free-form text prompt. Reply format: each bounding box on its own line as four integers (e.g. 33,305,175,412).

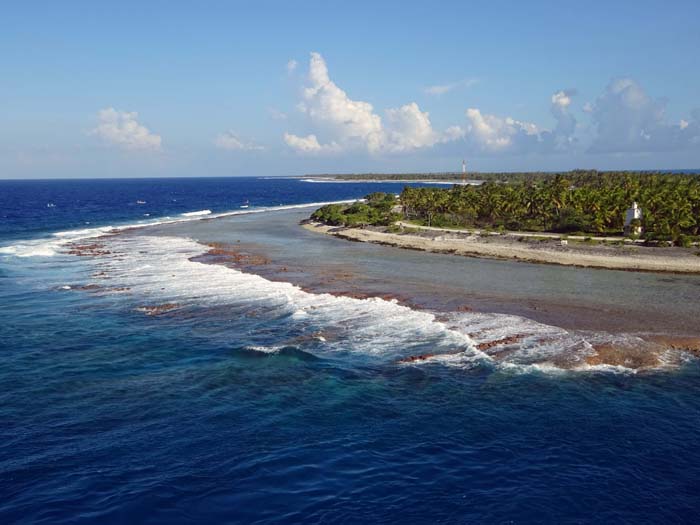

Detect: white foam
0,226,117,258
181,210,212,217
0,199,357,259
80,234,485,364
25,225,664,375
245,345,285,354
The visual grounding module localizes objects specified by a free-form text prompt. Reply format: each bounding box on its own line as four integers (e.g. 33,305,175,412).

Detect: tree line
311,192,400,227
400,172,700,245
314,169,699,184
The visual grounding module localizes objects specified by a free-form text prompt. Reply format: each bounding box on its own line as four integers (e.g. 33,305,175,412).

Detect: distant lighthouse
461,159,467,183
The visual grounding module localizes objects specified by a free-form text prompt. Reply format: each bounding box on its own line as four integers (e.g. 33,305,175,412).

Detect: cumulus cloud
293,52,384,153
215,131,264,151
463,108,546,153
425,78,479,96
551,89,577,147
282,55,700,158
92,108,161,150
384,102,447,152
458,89,578,154
285,52,461,155
286,59,298,73
283,133,340,153
588,78,700,153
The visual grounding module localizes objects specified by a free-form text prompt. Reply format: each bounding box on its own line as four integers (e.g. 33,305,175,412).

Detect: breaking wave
0,200,357,258
61,232,683,374
181,209,212,217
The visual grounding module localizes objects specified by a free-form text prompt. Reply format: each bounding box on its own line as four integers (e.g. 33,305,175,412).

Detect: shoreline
185,239,700,370
302,221,700,274
74,211,700,370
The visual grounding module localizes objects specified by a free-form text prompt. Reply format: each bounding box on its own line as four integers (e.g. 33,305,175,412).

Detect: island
303,171,700,273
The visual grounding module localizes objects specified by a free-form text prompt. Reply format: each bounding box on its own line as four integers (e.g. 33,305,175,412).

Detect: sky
1,0,699,179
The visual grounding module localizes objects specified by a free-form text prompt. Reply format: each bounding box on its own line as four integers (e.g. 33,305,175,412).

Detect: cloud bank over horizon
280,53,698,161
84,56,699,168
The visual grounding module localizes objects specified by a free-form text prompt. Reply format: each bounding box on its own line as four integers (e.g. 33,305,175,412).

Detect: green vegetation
309,173,700,246
400,172,700,245
311,192,400,227
309,169,700,184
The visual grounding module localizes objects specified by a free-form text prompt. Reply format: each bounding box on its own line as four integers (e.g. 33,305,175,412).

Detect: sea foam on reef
67,231,687,374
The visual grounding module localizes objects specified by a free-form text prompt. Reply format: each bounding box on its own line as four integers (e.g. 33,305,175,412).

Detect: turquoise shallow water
1,178,700,523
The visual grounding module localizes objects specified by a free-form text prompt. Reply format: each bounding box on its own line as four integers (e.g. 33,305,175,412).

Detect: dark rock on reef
192,242,271,268
65,243,112,257
397,353,437,363
135,303,181,316
476,334,525,351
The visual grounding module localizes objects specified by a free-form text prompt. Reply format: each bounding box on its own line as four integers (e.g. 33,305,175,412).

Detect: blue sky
2,0,699,178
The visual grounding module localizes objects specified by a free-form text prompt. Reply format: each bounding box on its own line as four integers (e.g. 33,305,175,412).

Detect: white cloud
551,90,573,109
286,59,298,73
299,52,384,152
463,108,544,153
551,89,577,147
425,85,452,96
384,102,439,151
92,108,161,150
283,55,700,159
460,91,580,154
215,131,264,151
285,52,460,155
425,78,479,96
268,107,288,120
588,78,700,153
283,132,339,154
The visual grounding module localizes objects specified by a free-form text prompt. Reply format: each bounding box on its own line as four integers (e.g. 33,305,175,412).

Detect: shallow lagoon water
1,178,699,523
153,207,700,335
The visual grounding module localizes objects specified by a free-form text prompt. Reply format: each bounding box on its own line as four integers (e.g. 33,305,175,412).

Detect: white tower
624,202,643,236
461,159,467,183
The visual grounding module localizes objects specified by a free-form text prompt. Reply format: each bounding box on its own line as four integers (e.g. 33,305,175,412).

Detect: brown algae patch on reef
585,343,662,368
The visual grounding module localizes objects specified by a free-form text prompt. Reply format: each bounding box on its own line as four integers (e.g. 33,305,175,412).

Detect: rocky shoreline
302,222,700,274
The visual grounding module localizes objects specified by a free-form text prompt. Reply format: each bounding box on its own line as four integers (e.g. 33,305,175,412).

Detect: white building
624,202,643,236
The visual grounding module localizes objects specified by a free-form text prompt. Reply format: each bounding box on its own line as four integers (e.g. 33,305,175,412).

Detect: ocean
1,177,699,524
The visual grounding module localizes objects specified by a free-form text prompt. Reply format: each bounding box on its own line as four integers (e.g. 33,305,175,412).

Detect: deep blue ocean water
1,177,699,524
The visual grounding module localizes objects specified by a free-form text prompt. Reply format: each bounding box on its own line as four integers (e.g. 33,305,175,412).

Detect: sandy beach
303,222,700,274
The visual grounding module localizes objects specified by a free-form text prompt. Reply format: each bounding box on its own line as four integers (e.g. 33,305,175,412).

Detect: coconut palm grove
312,171,700,246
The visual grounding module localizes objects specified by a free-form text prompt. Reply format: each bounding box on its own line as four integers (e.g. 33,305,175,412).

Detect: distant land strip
301,169,700,183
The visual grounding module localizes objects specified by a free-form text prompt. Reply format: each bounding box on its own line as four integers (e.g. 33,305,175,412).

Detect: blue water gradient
1,178,699,523
0,177,442,242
